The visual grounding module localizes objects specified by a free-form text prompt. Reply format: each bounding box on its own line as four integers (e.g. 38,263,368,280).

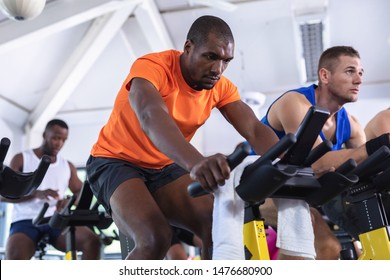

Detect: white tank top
11,149,71,222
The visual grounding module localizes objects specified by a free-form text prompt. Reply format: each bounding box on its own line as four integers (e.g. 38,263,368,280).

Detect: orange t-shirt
90,50,240,169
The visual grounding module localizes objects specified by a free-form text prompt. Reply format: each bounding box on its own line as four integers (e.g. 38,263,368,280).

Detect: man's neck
315,86,343,116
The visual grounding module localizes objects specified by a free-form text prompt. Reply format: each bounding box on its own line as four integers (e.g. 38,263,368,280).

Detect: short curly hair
186,15,234,46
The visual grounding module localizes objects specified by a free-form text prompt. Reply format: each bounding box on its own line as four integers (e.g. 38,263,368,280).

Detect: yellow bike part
358,226,390,260
243,219,270,260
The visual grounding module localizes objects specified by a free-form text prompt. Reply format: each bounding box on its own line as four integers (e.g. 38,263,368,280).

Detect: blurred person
2,119,101,260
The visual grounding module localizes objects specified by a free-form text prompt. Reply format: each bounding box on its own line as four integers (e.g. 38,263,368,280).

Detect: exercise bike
188,106,359,260
33,181,115,260
341,145,390,260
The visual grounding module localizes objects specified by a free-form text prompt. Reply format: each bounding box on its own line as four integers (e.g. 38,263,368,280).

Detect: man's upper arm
270,92,316,137
219,100,279,155
365,110,390,140
345,113,366,148
68,162,83,195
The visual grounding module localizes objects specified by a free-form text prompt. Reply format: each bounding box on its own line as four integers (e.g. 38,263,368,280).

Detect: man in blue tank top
255,46,390,259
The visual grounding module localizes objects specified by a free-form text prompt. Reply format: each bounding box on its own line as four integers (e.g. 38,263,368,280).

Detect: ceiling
0,0,389,145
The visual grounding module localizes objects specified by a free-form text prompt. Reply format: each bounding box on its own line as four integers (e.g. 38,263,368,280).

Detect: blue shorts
86,155,188,215
9,219,62,245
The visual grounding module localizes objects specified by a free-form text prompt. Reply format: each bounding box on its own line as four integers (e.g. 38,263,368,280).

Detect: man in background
2,119,101,259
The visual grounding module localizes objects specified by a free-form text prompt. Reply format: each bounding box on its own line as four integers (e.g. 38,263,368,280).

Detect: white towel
211,156,258,259
211,155,316,260
275,198,316,259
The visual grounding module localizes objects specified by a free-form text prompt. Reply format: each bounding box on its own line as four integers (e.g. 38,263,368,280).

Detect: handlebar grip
187,182,208,197
335,158,357,176
0,137,11,165
226,142,252,168
60,195,77,215
242,133,296,177
354,146,390,178
32,202,49,226
187,142,252,198
303,140,333,166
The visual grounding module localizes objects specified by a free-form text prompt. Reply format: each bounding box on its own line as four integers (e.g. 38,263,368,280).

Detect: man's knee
258,198,278,227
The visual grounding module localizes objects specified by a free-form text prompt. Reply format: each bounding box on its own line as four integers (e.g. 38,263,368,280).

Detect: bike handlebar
32,155,51,188
187,142,252,197
354,146,390,178
0,137,11,167
32,202,50,226
335,158,357,176
241,133,296,177
303,140,333,166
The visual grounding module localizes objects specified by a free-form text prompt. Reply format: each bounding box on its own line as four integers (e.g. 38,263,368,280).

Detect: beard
191,79,216,91
328,85,358,104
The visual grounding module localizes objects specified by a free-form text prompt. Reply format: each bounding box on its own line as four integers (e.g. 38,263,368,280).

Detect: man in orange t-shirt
86,15,278,260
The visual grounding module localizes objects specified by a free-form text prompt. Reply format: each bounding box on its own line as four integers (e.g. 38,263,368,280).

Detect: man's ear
318,68,329,84
183,39,193,54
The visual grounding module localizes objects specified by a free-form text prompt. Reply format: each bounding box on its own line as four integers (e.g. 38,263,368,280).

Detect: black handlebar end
187,141,252,198
187,181,210,197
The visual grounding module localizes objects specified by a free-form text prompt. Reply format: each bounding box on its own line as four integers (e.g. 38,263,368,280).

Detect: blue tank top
251,84,351,154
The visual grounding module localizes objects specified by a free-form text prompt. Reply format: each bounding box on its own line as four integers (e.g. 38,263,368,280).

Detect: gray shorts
86,155,188,214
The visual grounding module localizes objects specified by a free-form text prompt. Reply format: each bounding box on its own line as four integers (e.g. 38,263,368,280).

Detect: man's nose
211,60,224,75
354,73,363,84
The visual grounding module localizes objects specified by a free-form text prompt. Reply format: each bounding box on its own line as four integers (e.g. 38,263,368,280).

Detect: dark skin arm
56,161,83,211
130,77,231,192
219,100,279,155
129,78,278,192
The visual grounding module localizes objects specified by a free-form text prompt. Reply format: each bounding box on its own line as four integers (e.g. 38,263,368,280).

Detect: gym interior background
0,0,389,259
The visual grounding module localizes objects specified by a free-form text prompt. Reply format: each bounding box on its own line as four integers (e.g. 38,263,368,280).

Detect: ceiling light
189,0,237,12
0,0,46,21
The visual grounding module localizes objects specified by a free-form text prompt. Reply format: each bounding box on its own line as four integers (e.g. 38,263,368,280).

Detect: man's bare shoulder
9,152,24,171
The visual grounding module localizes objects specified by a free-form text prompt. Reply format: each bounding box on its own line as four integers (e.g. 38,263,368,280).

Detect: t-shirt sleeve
215,77,241,109
125,57,167,92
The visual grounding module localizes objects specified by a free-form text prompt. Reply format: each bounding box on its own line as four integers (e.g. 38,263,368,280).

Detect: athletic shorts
9,219,62,246
86,155,188,215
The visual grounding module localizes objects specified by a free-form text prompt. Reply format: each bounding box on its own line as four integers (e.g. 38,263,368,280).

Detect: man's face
327,55,364,104
42,125,68,156
183,32,234,90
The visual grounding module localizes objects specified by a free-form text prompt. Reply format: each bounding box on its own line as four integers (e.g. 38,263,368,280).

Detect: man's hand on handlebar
56,196,72,212
313,166,336,177
189,154,231,193
33,189,60,201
